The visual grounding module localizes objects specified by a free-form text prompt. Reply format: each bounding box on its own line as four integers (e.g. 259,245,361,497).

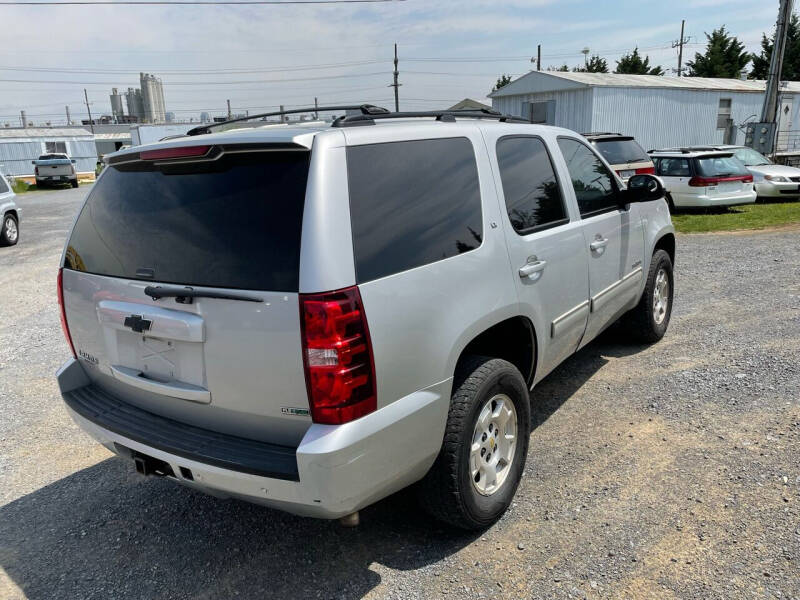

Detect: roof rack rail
185,104,390,136
331,108,529,127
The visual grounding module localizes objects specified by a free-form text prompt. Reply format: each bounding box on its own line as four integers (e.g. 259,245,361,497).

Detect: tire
418,356,530,530
71,180,79,188
623,249,673,343
0,213,19,246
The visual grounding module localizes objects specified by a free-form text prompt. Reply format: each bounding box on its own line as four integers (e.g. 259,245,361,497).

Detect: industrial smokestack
21,110,27,128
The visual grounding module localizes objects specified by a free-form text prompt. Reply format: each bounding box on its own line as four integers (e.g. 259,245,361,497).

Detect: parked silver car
0,173,19,246
56,107,675,529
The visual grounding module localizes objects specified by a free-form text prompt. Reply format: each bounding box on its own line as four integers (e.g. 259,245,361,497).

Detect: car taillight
688,174,753,187
34,166,39,176
57,268,76,358
635,166,655,175
300,286,376,425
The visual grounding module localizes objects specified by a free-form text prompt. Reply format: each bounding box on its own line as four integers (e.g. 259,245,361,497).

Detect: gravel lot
1,186,798,600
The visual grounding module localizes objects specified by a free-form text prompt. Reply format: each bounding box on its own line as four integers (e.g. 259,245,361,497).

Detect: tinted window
0,176,9,194
557,138,618,217
696,155,749,177
496,136,567,233
347,137,482,283
65,151,310,291
656,157,692,177
592,138,648,165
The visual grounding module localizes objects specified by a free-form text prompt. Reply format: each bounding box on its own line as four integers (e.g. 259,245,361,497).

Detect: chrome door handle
590,237,609,251
519,259,547,279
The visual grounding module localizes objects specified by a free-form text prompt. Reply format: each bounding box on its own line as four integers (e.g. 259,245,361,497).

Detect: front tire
0,213,18,246
418,356,530,530
623,249,673,343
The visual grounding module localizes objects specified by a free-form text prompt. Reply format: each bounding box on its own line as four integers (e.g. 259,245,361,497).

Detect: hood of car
747,164,800,178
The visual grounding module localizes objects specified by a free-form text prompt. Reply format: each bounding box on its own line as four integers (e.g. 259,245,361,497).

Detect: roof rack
648,146,730,154
581,131,624,137
185,104,390,136
331,107,529,127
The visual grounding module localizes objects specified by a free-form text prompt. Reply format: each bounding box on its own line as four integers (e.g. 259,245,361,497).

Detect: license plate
619,169,635,179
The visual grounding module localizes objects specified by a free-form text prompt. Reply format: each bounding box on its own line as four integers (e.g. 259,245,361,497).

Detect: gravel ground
1,187,798,600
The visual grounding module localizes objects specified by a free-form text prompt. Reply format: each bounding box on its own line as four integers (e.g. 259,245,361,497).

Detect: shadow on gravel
0,333,647,600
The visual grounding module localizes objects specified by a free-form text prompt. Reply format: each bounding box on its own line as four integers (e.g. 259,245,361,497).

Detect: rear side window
65,150,310,291
656,157,692,177
496,136,568,234
592,138,649,165
347,137,482,283
557,138,618,217
695,155,749,177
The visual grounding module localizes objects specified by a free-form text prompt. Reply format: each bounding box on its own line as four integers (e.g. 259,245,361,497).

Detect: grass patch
671,201,800,233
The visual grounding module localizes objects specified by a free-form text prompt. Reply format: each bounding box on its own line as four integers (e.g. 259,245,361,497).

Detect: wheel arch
654,232,676,266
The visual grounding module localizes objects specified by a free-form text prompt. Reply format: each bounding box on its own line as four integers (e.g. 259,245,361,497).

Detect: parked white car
0,173,20,246
682,145,800,200
649,149,756,209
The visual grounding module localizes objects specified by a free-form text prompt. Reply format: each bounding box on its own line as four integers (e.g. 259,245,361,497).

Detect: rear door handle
519,258,547,279
590,237,609,251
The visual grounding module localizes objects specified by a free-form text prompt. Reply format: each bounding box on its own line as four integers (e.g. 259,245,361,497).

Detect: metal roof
0,127,93,139
489,71,800,97
93,132,132,141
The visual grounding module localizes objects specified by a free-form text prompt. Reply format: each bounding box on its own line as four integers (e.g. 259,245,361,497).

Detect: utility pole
314,97,319,120
20,110,27,128
226,99,232,120
280,104,286,122
672,19,690,77
83,89,94,134
537,44,541,71
389,43,401,112
762,0,794,123
65,106,71,125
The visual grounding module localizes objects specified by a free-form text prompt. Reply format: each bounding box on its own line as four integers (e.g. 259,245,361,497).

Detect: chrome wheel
4,217,17,243
653,268,669,325
470,394,517,496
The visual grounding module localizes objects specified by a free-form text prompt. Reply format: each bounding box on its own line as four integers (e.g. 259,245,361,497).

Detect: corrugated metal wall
591,87,764,150
491,88,594,133
0,136,97,176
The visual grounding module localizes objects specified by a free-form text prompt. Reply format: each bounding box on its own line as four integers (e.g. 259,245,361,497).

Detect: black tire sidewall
647,250,673,338
457,363,530,527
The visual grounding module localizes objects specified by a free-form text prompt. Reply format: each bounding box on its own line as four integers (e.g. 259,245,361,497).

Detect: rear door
61,145,313,446
556,137,645,346
487,133,589,378
654,156,693,206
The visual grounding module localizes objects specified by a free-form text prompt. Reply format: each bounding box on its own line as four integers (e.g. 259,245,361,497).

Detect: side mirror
625,174,664,203
31,160,36,165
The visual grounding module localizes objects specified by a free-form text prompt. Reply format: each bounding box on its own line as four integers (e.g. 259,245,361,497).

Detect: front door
555,137,645,346
487,133,589,379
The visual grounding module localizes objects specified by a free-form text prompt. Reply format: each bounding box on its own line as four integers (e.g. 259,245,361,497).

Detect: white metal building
0,127,97,179
489,72,800,153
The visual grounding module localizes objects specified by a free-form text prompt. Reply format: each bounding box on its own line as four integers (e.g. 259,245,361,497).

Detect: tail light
300,286,376,425
688,174,753,187
635,166,656,175
34,166,39,176
57,268,76,358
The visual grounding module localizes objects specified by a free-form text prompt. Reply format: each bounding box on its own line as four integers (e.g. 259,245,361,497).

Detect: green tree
493,74,513,91
615,47,664,75
573,55,609,73
547,63,570,72
751,14,800,80
686,26,749,77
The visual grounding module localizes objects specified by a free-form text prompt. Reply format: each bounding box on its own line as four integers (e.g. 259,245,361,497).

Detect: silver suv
56,106,675,530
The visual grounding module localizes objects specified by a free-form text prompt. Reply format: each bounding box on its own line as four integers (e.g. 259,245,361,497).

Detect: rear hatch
591,137,653,179
693,154,754,196
61,144,312,446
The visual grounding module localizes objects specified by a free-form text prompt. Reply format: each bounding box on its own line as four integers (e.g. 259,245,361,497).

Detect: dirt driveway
1,188,798,599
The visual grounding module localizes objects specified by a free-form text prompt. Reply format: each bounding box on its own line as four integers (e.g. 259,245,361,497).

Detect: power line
0,0,403,4
0,71,389,85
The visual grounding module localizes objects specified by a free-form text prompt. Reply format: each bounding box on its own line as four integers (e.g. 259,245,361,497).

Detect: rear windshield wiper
144,285,263,304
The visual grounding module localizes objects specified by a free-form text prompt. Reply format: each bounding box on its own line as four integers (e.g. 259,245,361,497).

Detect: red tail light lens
635,166,656,175
689,174,754,187
300,286,376,425
140,145,210,160
57,268,76,358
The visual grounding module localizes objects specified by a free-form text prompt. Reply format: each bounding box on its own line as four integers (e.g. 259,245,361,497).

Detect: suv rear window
64,150,310,291
695,155,749,177
347,137,482,283
592,138,649,165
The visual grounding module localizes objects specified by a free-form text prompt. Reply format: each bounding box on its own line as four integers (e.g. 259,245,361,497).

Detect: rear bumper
57,358,450,518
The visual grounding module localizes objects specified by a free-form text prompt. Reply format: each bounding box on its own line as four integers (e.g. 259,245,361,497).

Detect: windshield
65,149,310,291
38,154,68,160
592,138,649,165
695,155,750,177
732,147,771,166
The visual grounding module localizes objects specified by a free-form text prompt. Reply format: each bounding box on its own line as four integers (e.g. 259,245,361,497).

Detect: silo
110,88,125,122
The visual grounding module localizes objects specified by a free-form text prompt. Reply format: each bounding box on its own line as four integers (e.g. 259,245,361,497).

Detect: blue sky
0,0,781,125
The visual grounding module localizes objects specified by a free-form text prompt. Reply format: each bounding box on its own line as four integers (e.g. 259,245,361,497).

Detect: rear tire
71,180,79,188
623,249,673,343
418,356,530,530
0,213,18,246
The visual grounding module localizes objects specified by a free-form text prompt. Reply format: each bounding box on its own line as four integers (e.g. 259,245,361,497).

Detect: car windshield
592,138,649,165
733,147,771,166
695,155,750,177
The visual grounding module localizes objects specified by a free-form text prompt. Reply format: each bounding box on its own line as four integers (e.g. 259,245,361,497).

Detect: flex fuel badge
281,407,309,417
